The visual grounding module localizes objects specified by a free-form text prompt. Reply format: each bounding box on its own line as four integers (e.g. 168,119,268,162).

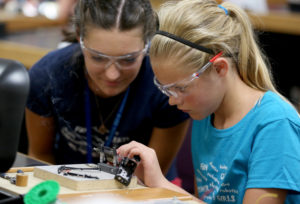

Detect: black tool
0,173,16,184
57,165,98,174
62,172,99,179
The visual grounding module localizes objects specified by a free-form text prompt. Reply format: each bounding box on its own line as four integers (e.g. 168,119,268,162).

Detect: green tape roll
24,180,60,204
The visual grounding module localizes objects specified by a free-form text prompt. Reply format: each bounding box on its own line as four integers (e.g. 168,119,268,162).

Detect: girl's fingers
116,141,165,188
116,141,135,156
117,141,145,158
126,147,141,159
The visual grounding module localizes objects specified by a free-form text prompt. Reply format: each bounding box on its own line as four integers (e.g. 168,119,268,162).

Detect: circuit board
33,164,137,191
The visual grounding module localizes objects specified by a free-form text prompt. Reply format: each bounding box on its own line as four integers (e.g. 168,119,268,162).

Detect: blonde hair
150,0,277,93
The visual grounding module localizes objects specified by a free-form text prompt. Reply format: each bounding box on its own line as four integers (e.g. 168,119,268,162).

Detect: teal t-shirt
192,91,300,204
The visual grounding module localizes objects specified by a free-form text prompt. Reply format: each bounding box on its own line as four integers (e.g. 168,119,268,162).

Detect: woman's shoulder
28,43,83,87
50,43,79,55
30,43,80,72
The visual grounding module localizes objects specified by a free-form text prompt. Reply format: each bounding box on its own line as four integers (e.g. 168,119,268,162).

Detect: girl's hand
117,141,168,188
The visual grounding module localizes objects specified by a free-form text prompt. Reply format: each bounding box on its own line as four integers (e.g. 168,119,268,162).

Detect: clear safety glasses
80,37,148,70
154,52,223,98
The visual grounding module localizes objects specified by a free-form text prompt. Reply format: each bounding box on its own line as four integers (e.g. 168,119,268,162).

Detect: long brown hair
64,0,157,43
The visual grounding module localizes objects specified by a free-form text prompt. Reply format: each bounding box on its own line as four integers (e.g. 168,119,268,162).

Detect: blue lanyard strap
84,81,130,162
104,87,130,147
84,82,92,163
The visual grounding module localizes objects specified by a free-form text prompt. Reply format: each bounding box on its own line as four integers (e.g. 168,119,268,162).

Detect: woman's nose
105,62,121,80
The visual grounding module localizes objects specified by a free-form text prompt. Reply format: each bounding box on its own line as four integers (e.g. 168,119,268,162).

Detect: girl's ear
213,57,229,77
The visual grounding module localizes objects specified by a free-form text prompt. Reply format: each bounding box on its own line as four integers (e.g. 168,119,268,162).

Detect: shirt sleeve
153,98,190,128
26,55,54,117
247,118,300,192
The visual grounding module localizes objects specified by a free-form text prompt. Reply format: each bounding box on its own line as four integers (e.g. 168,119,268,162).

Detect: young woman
117,0,300,203
25,0,190,181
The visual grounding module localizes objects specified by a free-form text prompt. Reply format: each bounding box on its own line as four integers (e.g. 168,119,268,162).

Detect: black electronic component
114,157,137,186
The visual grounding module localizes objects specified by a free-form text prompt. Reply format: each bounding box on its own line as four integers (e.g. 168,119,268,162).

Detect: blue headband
218,5,229,15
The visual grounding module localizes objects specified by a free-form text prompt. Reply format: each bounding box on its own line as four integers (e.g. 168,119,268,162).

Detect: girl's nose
168,95,183,106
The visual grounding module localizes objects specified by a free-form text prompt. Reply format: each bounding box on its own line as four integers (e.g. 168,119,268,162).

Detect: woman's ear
213,57,229,77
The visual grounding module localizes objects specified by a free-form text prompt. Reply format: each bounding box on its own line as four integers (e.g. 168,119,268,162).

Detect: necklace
94,95,123,135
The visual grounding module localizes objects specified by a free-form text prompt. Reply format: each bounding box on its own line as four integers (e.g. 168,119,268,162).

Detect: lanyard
84,81,130,163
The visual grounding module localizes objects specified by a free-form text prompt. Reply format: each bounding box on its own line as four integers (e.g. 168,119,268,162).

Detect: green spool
24,180,60,204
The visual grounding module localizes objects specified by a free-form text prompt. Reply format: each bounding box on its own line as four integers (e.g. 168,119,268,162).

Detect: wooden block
33,164,137,191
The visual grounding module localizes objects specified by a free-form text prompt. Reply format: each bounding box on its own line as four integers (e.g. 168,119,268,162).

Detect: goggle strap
210,52,223,62
156,30,215,55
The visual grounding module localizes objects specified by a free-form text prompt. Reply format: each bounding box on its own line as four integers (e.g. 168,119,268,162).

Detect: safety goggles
80,37,148,70
154,52,223,98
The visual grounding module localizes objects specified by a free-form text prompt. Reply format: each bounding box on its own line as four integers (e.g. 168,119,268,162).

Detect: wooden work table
0,154,196,203
58,188,197,203
0,173,196,203
1,170,195,203
0,10,64,68
0,10,65,33
0,40,50,68
1,1,298,35
248,10,300,35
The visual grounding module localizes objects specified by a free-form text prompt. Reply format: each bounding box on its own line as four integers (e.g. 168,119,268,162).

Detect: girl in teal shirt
117,0,300,203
